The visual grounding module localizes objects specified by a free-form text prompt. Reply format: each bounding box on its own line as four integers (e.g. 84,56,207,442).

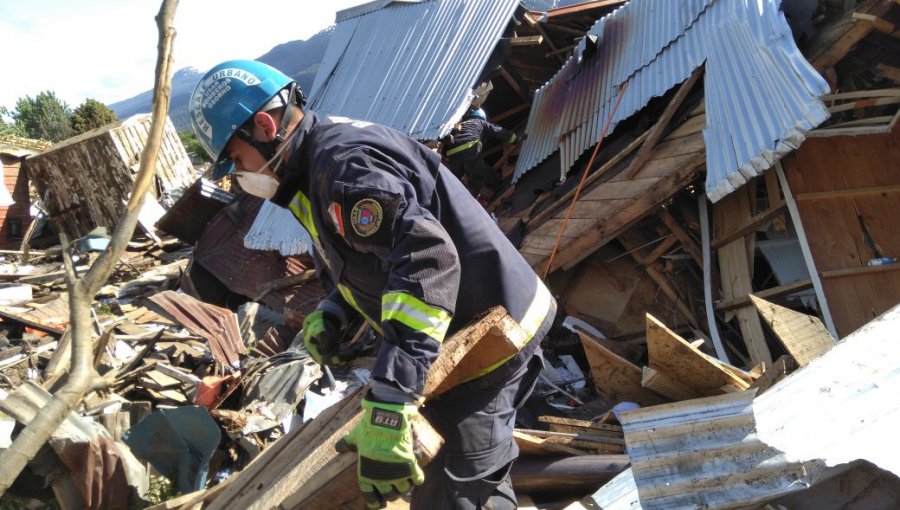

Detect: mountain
109,28,332,132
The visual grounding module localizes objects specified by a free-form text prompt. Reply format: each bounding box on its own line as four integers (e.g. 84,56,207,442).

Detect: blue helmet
190,60,294,179
466,107,487,121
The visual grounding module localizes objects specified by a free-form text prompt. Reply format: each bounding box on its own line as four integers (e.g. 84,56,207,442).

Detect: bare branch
0,0,179,496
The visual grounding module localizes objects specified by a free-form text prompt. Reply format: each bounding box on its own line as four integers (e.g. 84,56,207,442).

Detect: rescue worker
441,107,519,194
189,60,556,510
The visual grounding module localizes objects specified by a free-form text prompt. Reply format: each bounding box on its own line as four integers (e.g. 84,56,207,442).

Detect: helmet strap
236,83,303,163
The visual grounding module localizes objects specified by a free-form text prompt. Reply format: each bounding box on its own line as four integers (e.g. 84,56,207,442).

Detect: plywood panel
784,127,900,336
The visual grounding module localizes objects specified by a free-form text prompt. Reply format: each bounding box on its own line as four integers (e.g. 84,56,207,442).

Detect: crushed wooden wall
0,153,31,247
783,124,900,336
24,115,194,240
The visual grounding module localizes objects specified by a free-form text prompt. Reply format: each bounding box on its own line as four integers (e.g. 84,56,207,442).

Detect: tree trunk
0,0,179,495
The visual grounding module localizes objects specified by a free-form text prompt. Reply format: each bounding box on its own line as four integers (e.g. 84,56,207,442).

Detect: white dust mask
235,171,280,199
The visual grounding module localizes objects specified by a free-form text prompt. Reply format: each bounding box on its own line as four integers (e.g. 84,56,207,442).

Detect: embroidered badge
328,202,345,237
350,198,383,237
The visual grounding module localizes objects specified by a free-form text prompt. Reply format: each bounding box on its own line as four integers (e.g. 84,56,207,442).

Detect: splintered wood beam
711,201,786,249
642,234,678,266
851,11,897,35
500,66,529,102
876,63,900,82
620,67,703,180
529,21,566,65
750,295,835,366
546,44,576,58
492,103,529,123
658,207,703,267
578,332,666,406
645,314,750,395
715,278,813,311
713,186,772,366
510,35,544,46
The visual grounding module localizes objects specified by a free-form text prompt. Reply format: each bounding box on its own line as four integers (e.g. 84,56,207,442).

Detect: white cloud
0,0,366,110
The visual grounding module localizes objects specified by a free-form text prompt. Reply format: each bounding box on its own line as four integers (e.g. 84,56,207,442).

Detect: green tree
71,98,118,135
0,107,24,137
178,130,212,163
13,91,73,142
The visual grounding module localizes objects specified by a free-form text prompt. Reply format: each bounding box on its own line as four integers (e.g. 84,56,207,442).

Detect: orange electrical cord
543,82,628,279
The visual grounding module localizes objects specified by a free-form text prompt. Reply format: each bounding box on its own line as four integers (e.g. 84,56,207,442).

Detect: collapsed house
1,0,900,509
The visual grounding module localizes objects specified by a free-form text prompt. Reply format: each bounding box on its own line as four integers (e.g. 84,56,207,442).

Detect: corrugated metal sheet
192,193,315,311
156,178,235,245
309,0,519,140
590,468,643,510
149,290,244,369
754,303,900,478
514,0,830,204
619,390,832,510
244,200,312,256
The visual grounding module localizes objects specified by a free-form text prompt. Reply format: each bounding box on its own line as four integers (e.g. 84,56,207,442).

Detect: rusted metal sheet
192,194,314,302
149,290,244,369
156,178,235,245
24,114,194,239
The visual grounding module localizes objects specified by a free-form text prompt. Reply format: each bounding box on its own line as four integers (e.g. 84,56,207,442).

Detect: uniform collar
270,110,318,208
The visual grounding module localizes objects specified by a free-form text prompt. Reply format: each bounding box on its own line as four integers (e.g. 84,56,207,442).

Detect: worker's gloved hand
338,394,424,509
300,310,347,366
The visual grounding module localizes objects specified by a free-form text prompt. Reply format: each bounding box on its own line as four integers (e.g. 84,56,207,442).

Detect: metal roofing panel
513,0,829,204
309,0,519,140
149,290,244,369
244,200,312,256
619,390,833,510
754,304,900,478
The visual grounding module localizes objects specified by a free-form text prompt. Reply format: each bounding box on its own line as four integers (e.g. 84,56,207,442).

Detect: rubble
1,0,900,509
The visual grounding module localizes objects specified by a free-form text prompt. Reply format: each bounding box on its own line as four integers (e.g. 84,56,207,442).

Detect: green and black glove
300,310,348,366
340,395,424,509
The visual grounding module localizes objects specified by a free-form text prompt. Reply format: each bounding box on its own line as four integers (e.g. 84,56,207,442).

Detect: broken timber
207,307,523,510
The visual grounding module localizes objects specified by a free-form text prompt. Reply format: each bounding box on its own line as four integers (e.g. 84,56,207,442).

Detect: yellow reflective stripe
445,139,479,156
338,284,383,334
508,133,517,144
381,292,451,343
463,277,553,382
288,191,318,240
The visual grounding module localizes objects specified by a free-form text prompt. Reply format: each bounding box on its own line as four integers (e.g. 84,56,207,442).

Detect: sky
0,0,367,111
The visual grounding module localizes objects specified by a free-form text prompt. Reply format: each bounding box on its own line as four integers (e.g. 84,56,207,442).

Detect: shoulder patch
350,198,383,237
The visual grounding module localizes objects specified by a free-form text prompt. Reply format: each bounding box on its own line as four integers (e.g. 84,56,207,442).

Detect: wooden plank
645,314,750,395
424,307,528,399
750,295,835,366
621,67,703,180
747,356,796,395
666,113,706,140
876,63,900,83
514,430,591,456
711,201,787,249
713,186,773,366
641,366,701,401
643,235,678,266
516,428,626,447
509,35,544,46
579,332,666,406
715,279,814,311
658,207,703,267
795,183,900,201
544,152,706,272
820,263,900,279
538,416,623,435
